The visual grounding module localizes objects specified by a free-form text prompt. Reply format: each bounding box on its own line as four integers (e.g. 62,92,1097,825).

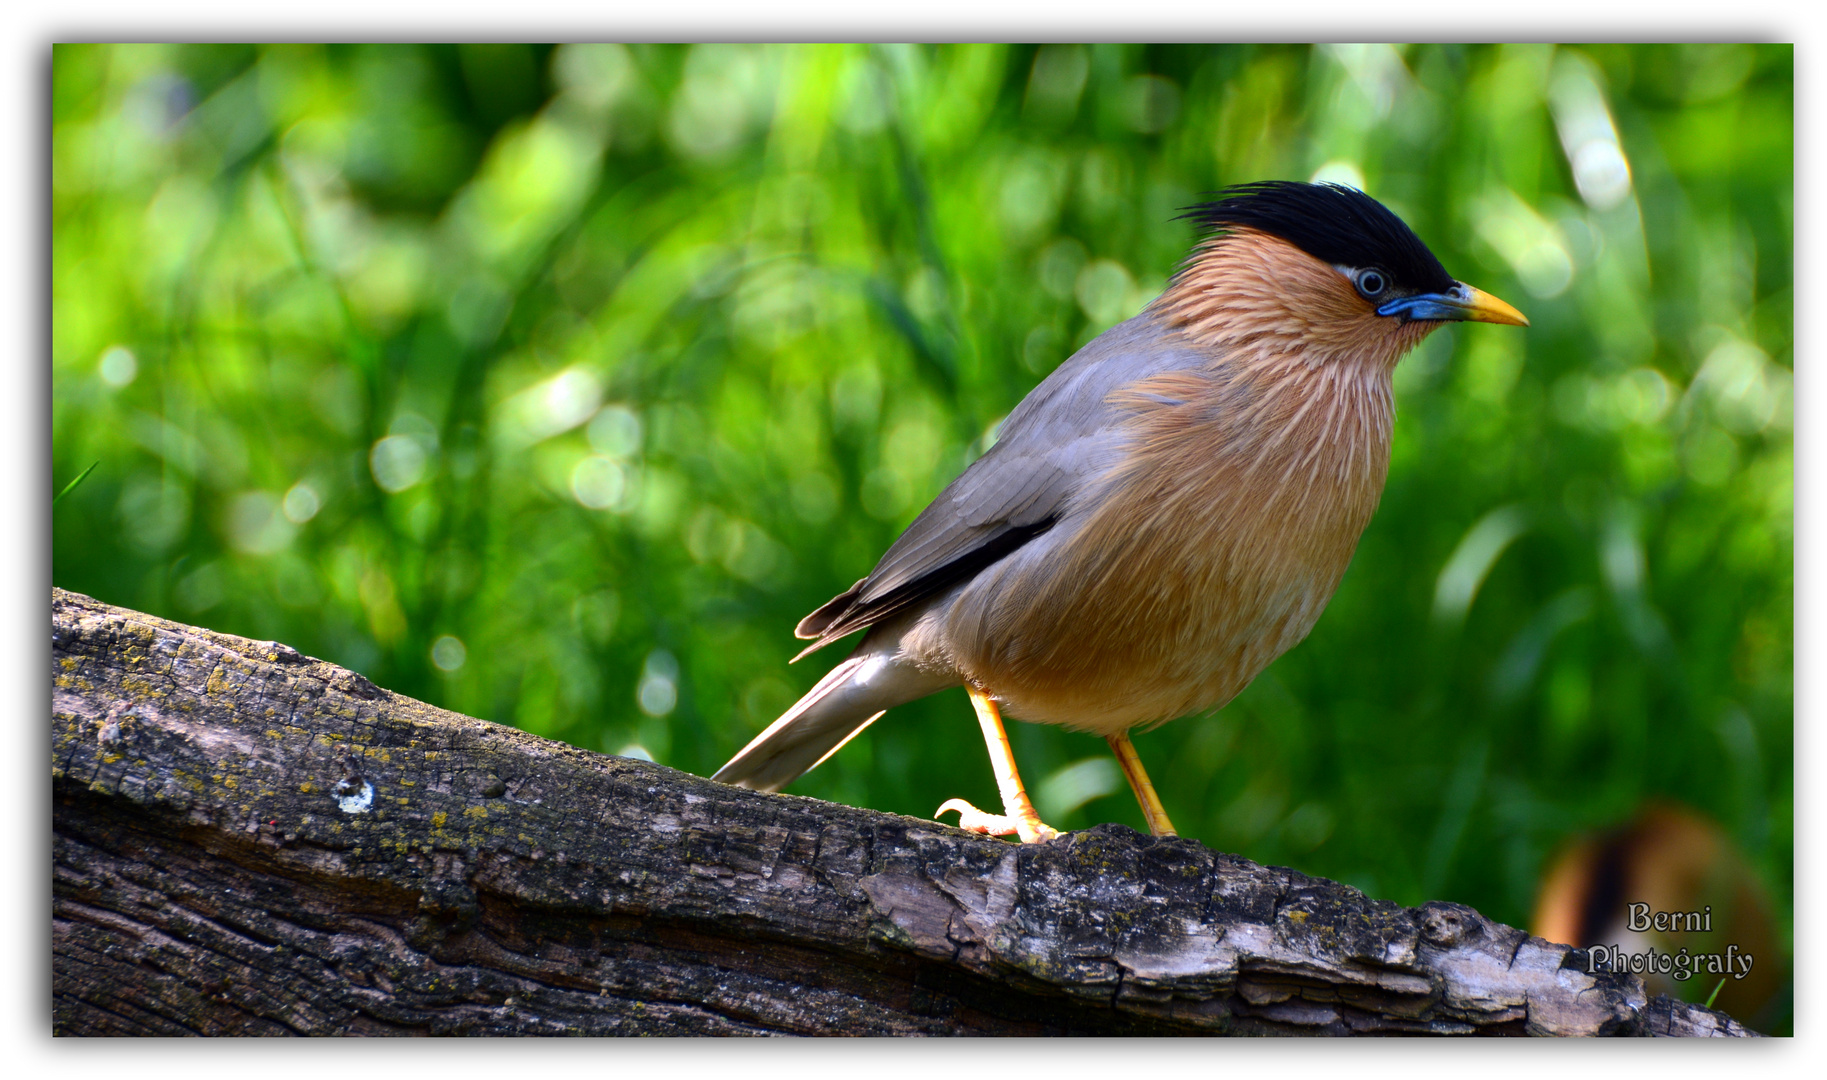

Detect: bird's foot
935,798,1059,844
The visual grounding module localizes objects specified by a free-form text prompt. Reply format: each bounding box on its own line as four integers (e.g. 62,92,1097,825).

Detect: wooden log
49,588,1757,1036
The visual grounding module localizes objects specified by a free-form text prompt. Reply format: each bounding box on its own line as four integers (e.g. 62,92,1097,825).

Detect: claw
935,798,1018,835
935,798,1059,843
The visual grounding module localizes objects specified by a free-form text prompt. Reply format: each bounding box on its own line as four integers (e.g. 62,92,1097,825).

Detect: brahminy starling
712,181,1528,843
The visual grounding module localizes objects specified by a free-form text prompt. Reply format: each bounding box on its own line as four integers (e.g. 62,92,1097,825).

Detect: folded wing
793,312,1211,656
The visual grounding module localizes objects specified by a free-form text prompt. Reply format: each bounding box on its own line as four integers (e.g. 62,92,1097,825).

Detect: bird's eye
1356,270,1387,297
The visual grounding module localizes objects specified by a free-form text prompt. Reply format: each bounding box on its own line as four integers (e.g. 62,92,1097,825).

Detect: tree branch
50,588,1756,1036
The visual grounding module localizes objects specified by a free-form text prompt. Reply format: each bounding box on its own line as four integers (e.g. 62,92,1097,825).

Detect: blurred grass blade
1705,978,1726,1010
53,462,98,507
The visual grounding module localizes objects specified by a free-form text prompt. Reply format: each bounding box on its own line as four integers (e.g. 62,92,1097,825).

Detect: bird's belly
983,566,1337,736
935,457,1382,736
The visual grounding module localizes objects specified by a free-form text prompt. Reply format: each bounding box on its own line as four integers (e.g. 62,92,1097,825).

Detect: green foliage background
52,42,1791,1009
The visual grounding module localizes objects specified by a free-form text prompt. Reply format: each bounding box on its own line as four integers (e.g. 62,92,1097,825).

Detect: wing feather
794,312,1214,656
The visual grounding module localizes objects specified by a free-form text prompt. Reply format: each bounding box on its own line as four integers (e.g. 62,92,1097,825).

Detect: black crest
1182,182,1455,294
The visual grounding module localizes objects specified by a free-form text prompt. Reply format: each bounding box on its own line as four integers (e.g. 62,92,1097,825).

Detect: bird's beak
1377,282,1529,326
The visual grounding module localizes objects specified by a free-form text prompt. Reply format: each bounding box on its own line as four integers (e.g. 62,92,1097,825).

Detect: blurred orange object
1532,801,1786,1029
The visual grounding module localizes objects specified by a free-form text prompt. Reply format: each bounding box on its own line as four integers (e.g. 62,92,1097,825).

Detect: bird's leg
1107,731,1177,837
934,686,1059,843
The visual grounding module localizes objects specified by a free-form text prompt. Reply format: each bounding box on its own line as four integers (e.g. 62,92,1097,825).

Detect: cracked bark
50,588,1758,1037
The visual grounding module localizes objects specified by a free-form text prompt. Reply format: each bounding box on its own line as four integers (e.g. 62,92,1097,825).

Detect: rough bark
50,587,1757,1037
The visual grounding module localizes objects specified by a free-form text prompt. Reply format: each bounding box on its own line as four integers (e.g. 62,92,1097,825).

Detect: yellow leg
1107,731,1177,837
934,687,1059,844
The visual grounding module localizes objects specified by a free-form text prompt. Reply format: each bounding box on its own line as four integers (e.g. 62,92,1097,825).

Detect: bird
712,181,1528,843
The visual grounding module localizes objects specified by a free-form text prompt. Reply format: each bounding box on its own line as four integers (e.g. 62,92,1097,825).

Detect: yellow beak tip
1462,286,1530,327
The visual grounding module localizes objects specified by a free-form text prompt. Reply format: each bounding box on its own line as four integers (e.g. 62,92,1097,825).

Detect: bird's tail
711,646,951,793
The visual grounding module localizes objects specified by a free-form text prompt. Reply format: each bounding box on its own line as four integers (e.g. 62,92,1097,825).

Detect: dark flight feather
793,517,1057,659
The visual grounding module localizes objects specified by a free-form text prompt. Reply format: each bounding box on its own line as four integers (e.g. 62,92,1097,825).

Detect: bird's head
1156,181,1527,367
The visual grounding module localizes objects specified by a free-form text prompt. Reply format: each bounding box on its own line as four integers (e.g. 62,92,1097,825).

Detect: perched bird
713,181,1527,843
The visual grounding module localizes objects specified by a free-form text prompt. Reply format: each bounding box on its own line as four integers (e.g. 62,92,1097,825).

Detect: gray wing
795,311,1206,656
